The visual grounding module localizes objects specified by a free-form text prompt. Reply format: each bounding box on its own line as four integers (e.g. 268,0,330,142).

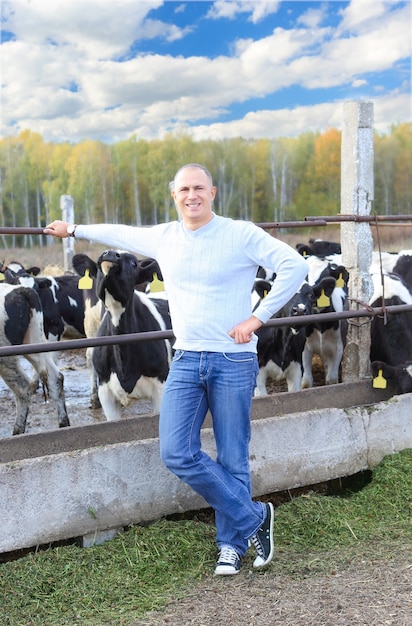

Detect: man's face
172,167,216,229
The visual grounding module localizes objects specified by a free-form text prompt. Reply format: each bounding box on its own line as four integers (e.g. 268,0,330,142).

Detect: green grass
274,449,412,550
1,449,411,625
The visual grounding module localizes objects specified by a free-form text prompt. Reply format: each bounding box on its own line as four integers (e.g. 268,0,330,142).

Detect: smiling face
171,165,217,230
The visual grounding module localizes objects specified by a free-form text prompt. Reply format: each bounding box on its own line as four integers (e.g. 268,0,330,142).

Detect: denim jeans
159,350,265,556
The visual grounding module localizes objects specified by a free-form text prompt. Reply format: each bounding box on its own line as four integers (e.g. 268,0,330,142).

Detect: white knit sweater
75,215,308,353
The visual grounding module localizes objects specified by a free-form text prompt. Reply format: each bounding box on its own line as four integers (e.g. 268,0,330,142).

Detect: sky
1,0,411,144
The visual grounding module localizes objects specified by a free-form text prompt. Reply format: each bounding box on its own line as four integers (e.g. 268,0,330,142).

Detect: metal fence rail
1,303,412,359
1,213,412,237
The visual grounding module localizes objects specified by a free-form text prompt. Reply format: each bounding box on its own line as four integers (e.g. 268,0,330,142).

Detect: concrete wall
1,382,411,554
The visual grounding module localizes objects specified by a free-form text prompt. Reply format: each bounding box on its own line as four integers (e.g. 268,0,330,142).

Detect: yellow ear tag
336,273,345,288
78,269,93,290
373,369,387,389
263,289,268,298
150,272,165,293
317,290,330,307
0,272,4,281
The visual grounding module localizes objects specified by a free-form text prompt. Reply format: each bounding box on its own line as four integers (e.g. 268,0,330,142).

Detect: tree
64,140,114,224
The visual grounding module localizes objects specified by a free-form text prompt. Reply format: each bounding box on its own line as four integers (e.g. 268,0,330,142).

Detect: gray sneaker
249,502,275,568
214,546,242,576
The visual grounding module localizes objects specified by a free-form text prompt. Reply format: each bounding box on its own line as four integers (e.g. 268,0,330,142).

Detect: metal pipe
1,214,411,236
1,303,412,358
304,214,412,223
0,227,46,235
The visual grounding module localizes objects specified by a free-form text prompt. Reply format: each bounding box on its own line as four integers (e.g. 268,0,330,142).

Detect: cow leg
321,328,343,385
98,382,122,421
136,375,165,414
25,353,70,429
0,356,32,435
302,337,316,389
284,361,303,392
86,347,101,409
254,367,269,396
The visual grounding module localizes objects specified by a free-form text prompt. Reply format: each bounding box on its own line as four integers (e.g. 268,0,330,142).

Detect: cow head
371,360,412,394
96,250,160,308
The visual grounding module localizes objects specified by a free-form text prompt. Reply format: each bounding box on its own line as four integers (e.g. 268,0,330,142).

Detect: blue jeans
159,350,265,556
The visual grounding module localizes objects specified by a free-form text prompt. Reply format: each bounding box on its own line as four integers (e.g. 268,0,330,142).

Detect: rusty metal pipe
1,303,411,358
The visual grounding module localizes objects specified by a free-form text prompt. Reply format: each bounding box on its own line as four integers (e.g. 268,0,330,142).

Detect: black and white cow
296,239,341,259
4,267,85,341
301,255,349,388
76,250,172,420
368,251,412,394
72,253,165,409
255,277,336,394
0,261,41,281
0,283,69,435
369,271,412,394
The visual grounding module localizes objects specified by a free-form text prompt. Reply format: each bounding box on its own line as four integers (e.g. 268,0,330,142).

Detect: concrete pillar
340,101,375,382
60,195,74,272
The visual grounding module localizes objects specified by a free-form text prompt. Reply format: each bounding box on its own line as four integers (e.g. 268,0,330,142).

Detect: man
45,163,308,575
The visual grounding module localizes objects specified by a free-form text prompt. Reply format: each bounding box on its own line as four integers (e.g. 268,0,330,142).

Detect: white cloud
185,91,411,142
297,6,328,29
207,1,281,23
352,79,368,88
337,0,403,34
2,0,168,58
0,0,410,143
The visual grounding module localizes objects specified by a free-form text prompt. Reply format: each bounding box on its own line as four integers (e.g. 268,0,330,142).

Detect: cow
369,250,412,279
301,256,349,388
0,283,69,435
371,360,412,395
4,267,85,341
74,250,172,420
72,253,164,409
254,277,336,395
296,239,341,259
369,272,412,393
0,261,41,280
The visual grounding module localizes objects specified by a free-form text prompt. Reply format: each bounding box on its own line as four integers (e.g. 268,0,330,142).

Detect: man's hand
228,316,263,344
43,220,71,238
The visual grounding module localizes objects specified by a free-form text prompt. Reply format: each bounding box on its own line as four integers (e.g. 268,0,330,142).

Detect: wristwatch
66,224,77,237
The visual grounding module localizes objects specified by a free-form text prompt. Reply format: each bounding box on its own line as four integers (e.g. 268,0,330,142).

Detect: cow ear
138,259,162,283
330,265,349,287
37,277,52,289
27,266,41,276
296,244,313,257
4,269,17,283
313,277,336,300
72,254,98,278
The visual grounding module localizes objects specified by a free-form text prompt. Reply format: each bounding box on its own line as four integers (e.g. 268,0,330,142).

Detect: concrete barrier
1,381,411,555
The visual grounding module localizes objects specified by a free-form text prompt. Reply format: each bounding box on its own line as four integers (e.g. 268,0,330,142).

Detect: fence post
340,101,375,382
60,195,74,272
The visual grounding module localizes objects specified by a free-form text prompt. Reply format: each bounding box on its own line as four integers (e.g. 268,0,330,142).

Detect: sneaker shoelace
249,532,266,557
218,546,238,564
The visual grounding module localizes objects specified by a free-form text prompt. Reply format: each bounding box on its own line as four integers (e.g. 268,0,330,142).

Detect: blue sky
1,0,411,143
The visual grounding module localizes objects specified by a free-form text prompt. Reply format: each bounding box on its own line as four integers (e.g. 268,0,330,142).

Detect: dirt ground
138,541,412,626
0,345,153,439
1,349,411,625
